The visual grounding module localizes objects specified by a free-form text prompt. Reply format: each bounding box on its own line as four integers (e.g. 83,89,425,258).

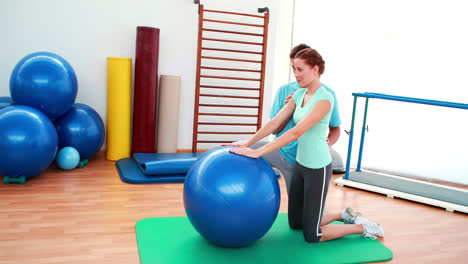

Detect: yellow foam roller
106,57,132,161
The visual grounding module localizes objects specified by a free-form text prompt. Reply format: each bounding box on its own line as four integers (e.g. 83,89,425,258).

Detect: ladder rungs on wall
192,5,269,151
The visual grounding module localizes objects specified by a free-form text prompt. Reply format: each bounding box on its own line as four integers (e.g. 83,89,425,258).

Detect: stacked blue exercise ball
56,147,80,170
9,51,77,120
1,52,104,184
54,103,105,161
0,96,14,110
184,146,281,248
0,105,58,180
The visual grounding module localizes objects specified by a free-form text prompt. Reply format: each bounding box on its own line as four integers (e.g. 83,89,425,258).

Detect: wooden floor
1,152,467,264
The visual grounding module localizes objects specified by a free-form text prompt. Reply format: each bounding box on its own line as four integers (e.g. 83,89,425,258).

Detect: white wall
0,0,290,150
294,0,468,185
270,0,295,102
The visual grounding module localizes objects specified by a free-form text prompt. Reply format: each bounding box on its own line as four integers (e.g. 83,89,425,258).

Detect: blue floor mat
134,152,204,175
116,155,282,184
116,158,185,184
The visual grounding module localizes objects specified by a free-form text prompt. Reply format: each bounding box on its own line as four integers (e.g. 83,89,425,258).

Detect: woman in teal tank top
230,48,384,243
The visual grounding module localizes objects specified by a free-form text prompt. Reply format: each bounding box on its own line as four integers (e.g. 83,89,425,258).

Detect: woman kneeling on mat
229,48,384,243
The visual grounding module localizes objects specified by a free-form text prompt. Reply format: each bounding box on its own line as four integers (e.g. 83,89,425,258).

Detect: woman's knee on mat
289,221,302,230
303,232,321,243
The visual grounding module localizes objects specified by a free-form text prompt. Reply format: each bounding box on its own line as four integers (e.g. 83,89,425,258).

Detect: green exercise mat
135,213,393,264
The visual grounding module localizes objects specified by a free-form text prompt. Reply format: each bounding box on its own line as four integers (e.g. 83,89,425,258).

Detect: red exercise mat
132,26,160,154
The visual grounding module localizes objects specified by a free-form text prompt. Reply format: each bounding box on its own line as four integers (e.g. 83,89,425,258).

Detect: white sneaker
341,207,362,224
355,216,384,239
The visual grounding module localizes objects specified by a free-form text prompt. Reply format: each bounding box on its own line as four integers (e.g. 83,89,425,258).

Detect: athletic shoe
341,207,363,224
356,216,385,239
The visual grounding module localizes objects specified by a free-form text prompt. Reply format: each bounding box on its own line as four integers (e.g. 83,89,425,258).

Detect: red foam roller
132,26,160,155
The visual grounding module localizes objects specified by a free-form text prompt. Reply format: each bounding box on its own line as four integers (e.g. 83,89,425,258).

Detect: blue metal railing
344,92,468,179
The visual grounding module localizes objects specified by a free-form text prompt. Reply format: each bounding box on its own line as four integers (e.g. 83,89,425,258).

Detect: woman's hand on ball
229,147,259,158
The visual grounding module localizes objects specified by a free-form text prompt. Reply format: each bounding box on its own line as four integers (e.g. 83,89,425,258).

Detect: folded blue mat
117,153,282,184
134,153,205,175
116,158,186,184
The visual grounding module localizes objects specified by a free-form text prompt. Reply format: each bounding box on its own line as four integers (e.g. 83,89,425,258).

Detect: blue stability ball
54,103,104,160
184,146,281,248
0,106,58,178
0,96,14,110
57,147,80,170
10,51,77,120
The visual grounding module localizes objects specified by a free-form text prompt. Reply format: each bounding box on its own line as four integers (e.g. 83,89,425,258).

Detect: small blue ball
57,147,80,170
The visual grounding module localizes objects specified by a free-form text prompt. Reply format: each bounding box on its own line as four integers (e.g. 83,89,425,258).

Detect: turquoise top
269,81,340,165
292,86,334,169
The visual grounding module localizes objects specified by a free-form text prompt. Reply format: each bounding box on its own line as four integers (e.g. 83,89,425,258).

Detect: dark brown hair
295,48,325,75
289,43,310,59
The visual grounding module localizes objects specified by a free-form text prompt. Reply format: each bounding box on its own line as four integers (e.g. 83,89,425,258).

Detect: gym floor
0,151,467,264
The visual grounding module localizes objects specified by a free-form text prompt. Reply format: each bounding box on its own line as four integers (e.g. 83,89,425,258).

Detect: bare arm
231,100,331,158
327,126,341,147
243,98,296,147
271,117,291,135
271,92,295,135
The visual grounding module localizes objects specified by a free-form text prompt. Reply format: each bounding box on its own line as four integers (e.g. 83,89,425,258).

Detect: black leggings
288,162,332,243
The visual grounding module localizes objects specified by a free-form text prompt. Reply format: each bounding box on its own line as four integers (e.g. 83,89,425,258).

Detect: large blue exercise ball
0,105,58,178
10,51,77,120
54,103,104,160
0,96,14,110
184,146,281,248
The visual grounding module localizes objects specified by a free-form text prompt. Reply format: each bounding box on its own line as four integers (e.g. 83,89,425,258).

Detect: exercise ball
184,146,280,248
57,147,80,170
10,51,77,120
331,148,345,174
54,103,104,160
0,96,14,110
0,105,58,178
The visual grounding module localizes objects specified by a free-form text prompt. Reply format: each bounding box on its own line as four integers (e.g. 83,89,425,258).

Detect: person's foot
341,207,362,224
356,216,385,239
